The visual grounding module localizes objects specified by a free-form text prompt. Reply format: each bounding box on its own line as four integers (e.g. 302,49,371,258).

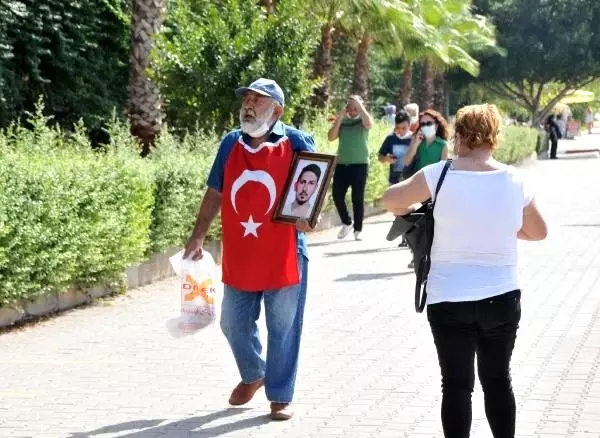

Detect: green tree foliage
0,0,130,130
471,0,600,125
153,0,319,133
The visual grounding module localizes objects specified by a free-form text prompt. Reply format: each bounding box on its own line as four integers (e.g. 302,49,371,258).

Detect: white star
240,215,262,238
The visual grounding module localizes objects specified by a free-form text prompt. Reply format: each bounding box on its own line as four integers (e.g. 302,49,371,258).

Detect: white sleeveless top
422,160,533,304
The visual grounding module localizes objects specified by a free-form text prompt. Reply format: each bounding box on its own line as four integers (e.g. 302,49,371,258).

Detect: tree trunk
433,72,447,117
311,23,334,109
418,57,434,111
263,0,276,15
127,0,166,156
351,29,372,102
396,60,413,108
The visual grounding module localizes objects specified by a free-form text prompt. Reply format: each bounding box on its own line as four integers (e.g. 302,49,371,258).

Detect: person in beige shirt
282,163,322,218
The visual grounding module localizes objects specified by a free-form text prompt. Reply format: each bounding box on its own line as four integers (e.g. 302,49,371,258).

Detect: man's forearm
190,188,222,240
359,106,373,129
328,118,343,141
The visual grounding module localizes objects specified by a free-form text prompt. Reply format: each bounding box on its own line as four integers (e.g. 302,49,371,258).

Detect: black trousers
549,134,558,159
427,290,521,438
332,164,368,232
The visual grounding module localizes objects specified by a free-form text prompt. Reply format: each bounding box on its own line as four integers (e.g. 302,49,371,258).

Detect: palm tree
308,0,345,108
419,57,435,110
127,0,166,155
413,0,499,111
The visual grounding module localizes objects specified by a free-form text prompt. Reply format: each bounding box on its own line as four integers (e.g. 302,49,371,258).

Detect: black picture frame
273,151,337,228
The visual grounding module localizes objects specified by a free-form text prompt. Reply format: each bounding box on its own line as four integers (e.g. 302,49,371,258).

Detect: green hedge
0,121,153,306
147,132,220,254
0,112,541,308
494,125,539,164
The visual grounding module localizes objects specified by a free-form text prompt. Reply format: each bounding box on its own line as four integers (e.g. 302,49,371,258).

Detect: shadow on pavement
308,239,348,247
68,408,272,437
364,219,394,225
335,271,412,282
324,247,400,257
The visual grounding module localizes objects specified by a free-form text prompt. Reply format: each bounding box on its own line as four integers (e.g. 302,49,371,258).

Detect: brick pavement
1,152,600,438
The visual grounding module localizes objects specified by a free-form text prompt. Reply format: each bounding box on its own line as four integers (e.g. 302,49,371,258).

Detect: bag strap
432,159,452,209
415,159,452,312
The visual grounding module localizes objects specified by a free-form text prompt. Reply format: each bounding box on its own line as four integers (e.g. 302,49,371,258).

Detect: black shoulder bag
398,159,452,312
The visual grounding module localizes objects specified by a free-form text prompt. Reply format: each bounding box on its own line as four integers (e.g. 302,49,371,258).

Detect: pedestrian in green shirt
328,95,374,241
403,108,449,173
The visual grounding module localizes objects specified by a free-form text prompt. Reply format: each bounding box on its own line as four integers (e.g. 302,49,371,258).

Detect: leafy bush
147,131,221,254
494,125,538,164
0,115,153,306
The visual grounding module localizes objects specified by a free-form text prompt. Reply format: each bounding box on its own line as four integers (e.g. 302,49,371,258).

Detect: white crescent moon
230,170,277,215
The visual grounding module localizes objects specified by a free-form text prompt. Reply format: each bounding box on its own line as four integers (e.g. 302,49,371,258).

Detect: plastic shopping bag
167,249,218,335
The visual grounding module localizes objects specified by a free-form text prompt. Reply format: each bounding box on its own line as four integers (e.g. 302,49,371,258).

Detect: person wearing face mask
403,108,450,173
183,78,316,421
328,94,374,241
378,109,413,185
378,109,413,247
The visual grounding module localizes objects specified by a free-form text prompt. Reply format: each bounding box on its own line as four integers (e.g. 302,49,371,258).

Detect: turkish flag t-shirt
207,123,315,292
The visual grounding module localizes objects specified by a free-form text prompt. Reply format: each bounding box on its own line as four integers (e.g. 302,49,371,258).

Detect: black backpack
386,159,452,312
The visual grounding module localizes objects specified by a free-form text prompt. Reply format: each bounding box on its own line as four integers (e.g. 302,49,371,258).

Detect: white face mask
240,104,276,138
421,124,437,139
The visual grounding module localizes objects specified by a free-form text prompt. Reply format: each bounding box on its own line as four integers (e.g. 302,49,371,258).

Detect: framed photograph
273,151,337,228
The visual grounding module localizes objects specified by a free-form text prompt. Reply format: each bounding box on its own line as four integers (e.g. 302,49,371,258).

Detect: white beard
240,105,276,138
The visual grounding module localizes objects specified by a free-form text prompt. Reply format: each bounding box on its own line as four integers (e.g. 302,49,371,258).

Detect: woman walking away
383,104,548,438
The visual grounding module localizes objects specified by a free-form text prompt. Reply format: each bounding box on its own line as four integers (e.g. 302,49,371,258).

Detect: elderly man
183,78,315,421
282,163,321,218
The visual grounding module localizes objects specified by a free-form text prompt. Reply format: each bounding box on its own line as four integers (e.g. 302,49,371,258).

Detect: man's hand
337,107,347,119
295,216,320,233
183,236,204,261
387,154,398,164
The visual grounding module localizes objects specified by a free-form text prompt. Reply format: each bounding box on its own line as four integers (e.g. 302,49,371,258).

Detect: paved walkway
1,148,600,437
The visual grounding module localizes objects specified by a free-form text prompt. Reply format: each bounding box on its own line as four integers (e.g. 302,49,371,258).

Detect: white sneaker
354,231,362,241
337,224,353,239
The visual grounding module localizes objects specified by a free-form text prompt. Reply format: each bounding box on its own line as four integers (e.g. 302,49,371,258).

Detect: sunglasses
420,121,436,127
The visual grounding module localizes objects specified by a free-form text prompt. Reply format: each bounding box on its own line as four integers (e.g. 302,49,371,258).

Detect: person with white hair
404,102,420,133
183,78,316,421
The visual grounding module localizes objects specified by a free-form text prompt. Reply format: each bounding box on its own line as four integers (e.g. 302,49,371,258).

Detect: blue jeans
220,255,308,403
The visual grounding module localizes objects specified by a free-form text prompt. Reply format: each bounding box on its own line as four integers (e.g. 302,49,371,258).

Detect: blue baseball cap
236,78,285,107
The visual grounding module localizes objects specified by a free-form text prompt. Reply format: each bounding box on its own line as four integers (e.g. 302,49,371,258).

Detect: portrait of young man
282,163,322,219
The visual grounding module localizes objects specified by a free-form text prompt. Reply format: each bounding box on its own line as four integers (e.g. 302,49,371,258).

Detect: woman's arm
382,171,431,216
404,133,422,166
517,198,548,240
